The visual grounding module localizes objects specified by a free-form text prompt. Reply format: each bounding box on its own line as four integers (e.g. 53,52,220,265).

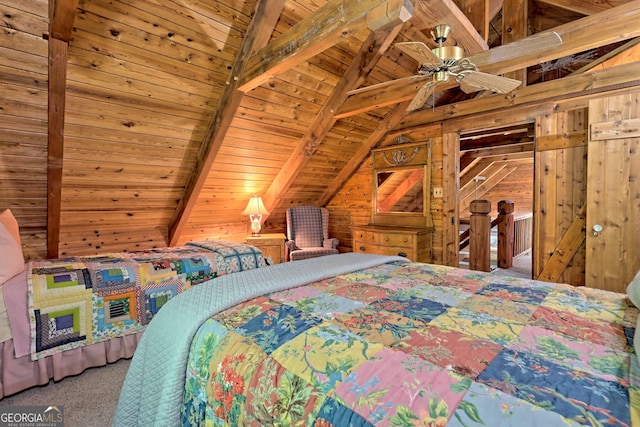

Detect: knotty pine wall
0,0,49,260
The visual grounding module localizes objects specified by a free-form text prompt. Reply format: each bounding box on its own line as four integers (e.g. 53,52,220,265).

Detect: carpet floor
0,358,131,427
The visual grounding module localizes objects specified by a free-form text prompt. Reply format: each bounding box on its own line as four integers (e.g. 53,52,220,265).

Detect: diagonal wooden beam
537,0,632,15
168,0,286,245
237,0,413,92
537,204,586,282
570,37,640,75
47,0,78,258
262,21,409,213
458,0,490,42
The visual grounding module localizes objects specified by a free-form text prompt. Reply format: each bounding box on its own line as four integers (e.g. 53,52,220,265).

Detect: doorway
457,122,535,278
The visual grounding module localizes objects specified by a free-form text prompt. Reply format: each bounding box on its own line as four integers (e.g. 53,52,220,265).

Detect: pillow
626,270,640,308
0,223,25,284
0,209,22,248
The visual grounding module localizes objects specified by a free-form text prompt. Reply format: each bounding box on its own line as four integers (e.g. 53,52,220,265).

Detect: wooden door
586,93,640,293
534,109,588,286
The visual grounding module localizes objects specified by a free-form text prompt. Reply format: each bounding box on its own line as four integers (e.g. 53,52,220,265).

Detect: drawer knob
385,237,389,242
360,246,366,252
398,252,408,257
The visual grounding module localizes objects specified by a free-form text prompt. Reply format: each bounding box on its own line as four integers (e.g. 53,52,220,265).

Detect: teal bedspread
113,253,407,426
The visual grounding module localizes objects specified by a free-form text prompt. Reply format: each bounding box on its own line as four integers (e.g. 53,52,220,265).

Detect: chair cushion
289,206,324,248
289,247,339,261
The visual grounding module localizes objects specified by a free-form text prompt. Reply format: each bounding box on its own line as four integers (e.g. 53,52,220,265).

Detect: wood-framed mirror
372,139,433,228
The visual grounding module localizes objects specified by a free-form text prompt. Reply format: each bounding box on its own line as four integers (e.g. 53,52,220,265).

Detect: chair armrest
284,240,298,262
323,238,339,249
285,240,298,251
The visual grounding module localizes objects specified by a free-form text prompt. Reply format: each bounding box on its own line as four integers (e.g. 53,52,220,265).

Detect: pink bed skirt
0,332,143,399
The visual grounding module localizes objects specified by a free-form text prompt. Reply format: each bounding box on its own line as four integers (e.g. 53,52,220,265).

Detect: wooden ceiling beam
47,0,78,258
237,0,412,92
462,141,534,158
262,22,408,214
168,0,286,245
461,132,533,149
536,0,633,16
501,0,527,83
457,0,490,43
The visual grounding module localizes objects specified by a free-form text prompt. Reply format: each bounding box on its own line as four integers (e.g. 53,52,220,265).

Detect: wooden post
469,200,491,272
497,200,515,269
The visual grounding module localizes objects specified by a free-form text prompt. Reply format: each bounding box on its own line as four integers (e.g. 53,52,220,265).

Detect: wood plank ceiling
4,0,638,258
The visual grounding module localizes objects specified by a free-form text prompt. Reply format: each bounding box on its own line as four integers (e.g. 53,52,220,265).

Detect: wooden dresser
246,233,286,265
352,225,433,263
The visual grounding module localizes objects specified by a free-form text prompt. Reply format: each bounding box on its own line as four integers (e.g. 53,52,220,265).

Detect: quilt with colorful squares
28,240,265,360
181,261,639,426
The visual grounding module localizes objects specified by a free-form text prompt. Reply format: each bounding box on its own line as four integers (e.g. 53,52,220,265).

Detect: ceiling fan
350,24,562,112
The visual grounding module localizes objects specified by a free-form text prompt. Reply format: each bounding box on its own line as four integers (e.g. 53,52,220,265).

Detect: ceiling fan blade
458,71,521,94
407,81,435,111
347,75,429,95
467,31,562,68
395,42,443,68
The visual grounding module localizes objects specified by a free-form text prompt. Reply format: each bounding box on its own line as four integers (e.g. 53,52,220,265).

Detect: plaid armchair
285,206,339,261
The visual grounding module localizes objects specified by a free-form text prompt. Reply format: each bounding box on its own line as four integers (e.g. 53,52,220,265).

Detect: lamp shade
242,196,269,216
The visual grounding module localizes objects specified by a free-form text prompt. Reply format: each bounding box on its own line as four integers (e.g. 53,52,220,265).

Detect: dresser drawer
379,232,413,248
353,242,411,258
354,230,379,244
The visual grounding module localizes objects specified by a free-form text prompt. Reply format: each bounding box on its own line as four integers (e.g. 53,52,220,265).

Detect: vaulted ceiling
4,0,639,258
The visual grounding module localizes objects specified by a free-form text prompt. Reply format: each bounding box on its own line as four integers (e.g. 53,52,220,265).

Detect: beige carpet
0,358,131,427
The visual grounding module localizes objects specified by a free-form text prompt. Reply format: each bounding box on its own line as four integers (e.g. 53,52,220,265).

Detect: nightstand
246,233,286,265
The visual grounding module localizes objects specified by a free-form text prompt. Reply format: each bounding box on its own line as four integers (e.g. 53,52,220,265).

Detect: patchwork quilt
28,240,265,360
180,261,639,426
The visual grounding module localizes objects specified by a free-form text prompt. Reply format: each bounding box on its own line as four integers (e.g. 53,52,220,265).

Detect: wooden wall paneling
587,92,640,293
327,158,375,252
74,1,239,78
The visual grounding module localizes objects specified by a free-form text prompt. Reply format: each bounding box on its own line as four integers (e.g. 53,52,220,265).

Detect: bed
0,238,266,399
115,253,640,426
